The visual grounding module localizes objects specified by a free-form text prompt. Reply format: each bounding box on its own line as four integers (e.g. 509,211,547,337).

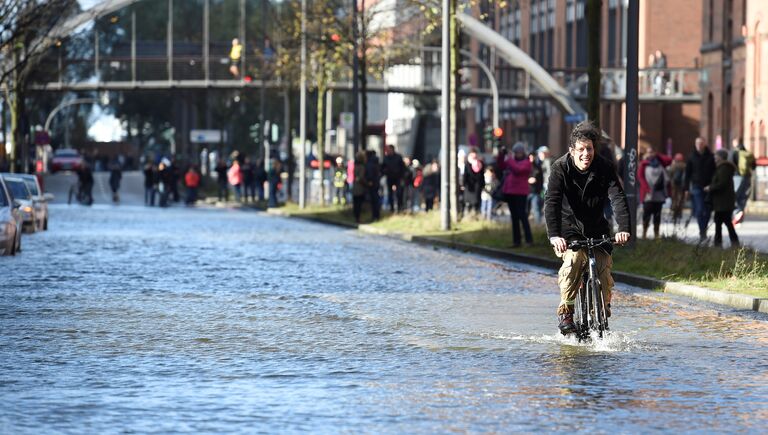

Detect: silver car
2,175,37,233
18,174,52,231
0,176,22,255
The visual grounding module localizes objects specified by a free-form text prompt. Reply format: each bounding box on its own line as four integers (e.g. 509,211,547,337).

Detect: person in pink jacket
228,158,243,202
497,142,533,246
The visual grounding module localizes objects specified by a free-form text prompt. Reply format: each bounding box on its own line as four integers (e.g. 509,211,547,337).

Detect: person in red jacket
228,158,243,202
184,165,201,205
497,142,533,247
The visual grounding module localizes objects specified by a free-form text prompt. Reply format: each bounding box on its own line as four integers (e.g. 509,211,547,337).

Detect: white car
18,174,52,231
1,175,37,233
0,176,22,255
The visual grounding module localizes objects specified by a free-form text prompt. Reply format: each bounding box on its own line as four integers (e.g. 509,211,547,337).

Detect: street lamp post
624,0,639,245
351,0,359,154
299,0,307,209
44,98,101,133
440,0,450,230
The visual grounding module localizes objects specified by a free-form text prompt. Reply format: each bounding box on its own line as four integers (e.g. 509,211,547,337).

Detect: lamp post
624,0,639,246
440,0,450,230
299,0,307,208
44,98,101,133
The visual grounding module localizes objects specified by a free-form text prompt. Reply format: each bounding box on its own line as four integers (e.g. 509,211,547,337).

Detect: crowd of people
99,130,758,252
636,136,755,248
337,132,755,250
331,143,556,234
141,152,281,208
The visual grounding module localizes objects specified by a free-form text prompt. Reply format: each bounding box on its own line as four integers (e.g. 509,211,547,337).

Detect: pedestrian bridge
24,0,701,105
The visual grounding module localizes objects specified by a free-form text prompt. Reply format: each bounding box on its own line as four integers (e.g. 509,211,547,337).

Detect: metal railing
28,51,703,104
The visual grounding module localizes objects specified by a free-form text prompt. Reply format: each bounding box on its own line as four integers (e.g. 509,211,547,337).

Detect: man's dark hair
568,120,601,148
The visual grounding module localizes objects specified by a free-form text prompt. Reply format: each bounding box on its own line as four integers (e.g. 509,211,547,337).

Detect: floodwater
2,204,767,433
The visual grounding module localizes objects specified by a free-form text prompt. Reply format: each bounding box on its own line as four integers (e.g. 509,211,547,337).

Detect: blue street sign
564,113,587,123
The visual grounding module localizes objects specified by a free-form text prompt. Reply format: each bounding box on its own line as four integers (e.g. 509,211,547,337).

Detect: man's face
570,139,594,171
695,139,706,152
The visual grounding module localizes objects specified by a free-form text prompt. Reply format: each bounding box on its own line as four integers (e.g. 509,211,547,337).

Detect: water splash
486,329,652,352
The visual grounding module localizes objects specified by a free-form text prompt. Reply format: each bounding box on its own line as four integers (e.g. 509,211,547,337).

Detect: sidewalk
266,207,768,315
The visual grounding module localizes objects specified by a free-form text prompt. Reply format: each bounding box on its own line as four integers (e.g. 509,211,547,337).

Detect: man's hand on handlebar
615,232,631,245
550,237,567,254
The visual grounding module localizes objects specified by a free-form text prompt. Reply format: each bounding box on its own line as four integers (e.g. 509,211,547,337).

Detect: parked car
1,175,37,233
50,148,84,173
18,173,52,231
0,176,22,255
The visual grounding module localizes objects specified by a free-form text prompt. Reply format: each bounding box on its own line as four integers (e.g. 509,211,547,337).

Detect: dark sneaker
558,313,576,334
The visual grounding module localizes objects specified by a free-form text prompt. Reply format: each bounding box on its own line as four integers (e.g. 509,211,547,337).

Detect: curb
268,210,767,315
663,282,768,313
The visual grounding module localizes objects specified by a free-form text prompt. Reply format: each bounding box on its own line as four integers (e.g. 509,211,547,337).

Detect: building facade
466,0,702,158
701,0,767,199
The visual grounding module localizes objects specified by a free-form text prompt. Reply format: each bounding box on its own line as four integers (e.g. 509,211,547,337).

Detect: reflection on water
1,205,767,432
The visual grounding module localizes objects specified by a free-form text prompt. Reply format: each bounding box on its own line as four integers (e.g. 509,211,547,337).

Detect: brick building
468,0,702,157
701,0,768,199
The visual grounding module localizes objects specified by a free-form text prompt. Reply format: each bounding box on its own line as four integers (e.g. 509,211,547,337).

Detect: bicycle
565,235,616,341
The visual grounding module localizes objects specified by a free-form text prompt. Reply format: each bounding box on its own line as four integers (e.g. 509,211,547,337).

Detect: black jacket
709,160,737,212
381,153,405,182
463,162,485,206
685,148,716,189
545,153,631,243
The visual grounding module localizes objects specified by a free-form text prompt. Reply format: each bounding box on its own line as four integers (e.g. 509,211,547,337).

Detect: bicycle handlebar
567,236,616,250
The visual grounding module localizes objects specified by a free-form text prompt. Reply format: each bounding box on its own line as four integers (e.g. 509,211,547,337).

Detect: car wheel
16,232,21,253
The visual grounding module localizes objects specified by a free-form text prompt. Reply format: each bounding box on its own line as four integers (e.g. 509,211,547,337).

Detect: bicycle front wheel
589,277,609,337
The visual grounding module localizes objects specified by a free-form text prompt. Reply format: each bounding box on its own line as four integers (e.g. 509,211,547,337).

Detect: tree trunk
284,87,293,200
587,0,602,127
359,13,368,152
9,83,24,173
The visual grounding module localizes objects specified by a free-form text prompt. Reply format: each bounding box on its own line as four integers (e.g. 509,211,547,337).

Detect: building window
608,1,617,66
576,0,587,68
726,0,733,48
756,21,762,99
708,93,714,145
708,0,714,42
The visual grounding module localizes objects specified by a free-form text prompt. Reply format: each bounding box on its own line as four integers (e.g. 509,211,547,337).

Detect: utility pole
449,0,458,223
440,0,451,230
260,0,268,171
624,0,639,245
351,0,359,154
299,0,307,208
587,0,601,127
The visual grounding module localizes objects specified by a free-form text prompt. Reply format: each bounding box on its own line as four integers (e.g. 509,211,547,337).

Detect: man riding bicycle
544,121,631,334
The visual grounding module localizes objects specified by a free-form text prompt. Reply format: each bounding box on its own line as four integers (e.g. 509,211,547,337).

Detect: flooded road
2,203,767,433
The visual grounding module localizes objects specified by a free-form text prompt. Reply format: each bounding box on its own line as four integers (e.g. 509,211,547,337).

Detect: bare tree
1,0,78,172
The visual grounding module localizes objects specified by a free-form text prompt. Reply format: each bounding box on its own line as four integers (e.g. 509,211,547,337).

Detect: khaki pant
555,248,614,315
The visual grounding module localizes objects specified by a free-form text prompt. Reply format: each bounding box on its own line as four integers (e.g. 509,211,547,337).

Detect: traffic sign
564,113,587,123
190,129,222,143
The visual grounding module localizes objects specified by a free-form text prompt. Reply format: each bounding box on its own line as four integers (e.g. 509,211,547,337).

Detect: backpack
644,163,667,202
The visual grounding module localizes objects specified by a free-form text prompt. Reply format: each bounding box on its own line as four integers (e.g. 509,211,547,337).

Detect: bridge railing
29,48,703,104
552,67,702,102
30,48,277,87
